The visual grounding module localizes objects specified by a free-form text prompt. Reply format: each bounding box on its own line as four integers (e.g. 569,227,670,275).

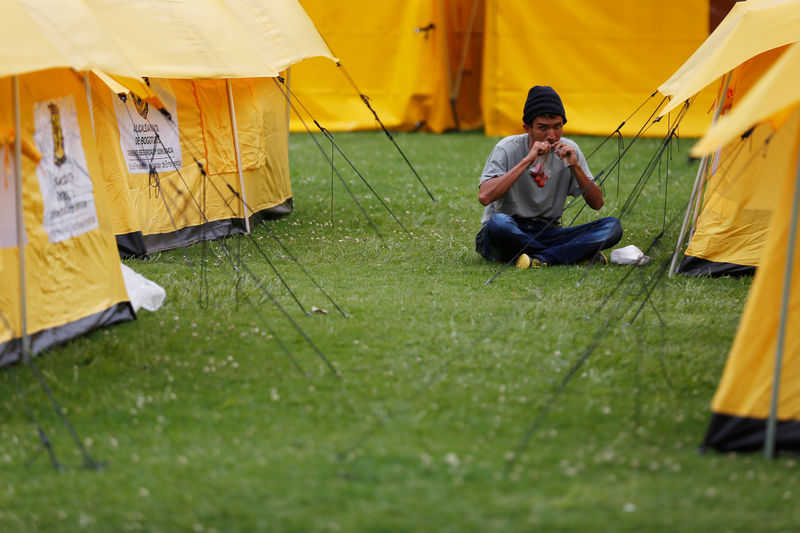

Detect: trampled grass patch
1,131,797,532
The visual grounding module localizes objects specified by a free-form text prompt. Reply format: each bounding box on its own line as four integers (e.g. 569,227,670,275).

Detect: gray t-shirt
479,134,593,226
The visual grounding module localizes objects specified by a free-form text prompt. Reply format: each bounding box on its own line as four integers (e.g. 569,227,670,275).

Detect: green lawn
2,130,796,532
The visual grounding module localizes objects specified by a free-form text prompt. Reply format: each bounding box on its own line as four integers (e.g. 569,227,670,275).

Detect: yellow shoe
592,251,609,266
516,253,532,269
516,253,546,269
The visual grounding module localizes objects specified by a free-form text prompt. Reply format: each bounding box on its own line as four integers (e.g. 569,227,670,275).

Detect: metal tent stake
227,79,250,233
764,150,800,459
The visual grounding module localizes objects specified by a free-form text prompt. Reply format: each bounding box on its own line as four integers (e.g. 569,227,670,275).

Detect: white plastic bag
120,263,166,312
610,245,650,266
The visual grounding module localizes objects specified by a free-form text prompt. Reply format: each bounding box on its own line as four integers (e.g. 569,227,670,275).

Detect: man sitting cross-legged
475,85,622,268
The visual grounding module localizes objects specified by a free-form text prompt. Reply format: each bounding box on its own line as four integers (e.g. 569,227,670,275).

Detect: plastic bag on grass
610,245,650,266
121,263,166,312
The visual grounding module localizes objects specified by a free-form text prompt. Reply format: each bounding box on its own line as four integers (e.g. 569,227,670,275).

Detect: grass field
2,130,797,532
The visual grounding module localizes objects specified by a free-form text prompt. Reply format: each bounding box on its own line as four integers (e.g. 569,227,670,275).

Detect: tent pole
285,69,292,177
84,71,96,138
669,155,710,276
226,79,250,233
437,0,456,130
12,75,30,363
764,150,800,459
669,72,732,277
285,67,291,135
449,0,480,130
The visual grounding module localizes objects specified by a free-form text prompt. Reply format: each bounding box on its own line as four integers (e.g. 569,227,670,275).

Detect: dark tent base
678,255,756,277
140,199,293,254
143,218,247,254
116,231,148,259
249,198,293,227
0,301,135,367
700,412,800,454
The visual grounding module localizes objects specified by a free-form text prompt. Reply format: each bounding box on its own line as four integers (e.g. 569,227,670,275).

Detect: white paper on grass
610,244,650,266
121,263,166,312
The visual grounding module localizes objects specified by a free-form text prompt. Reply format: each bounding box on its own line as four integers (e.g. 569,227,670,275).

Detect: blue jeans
476,213,623,265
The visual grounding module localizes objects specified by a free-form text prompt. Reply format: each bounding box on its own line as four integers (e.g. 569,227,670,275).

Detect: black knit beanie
522,85,567,125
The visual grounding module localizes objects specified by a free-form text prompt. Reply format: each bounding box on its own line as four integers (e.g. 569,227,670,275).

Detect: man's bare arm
478,141,551,206
553,141,603,210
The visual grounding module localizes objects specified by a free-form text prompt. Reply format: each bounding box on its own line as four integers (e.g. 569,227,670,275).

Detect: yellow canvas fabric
89,74,143,238
84,0,333,80
92,71,160,108
693,41,800,155
0,0,137,77
231,80,291,217
660,0,800,116
291,0,715,135
0,69,129,344
483,0,715,137
685,47,791,265
91,77,290,248
193,79,291,218
223,0,336,72
91,78,205,240
684,115,799,265
0,0,151,98
710,105,800,419
289,0,451,132
86,0,278,79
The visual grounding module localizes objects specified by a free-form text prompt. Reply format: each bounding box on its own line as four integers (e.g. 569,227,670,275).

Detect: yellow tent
288,0,479,133
0,70,134,366
85,0,334,79
83,0,336,255
0,0,150,95
676,47,794,275
690,42,800,453
482,0,716,137
290,0,716,137
693,41,800,153
0,0,147,364
664,0,800,276
90,76,292,254
1,0,336,360
659,0,800,115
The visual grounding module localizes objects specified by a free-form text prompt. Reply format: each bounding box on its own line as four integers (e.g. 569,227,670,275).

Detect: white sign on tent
33,94,98,244
112,80,181,175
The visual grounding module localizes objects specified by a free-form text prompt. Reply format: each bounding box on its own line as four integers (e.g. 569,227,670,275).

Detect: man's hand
525,140,552,164
552,141,579,166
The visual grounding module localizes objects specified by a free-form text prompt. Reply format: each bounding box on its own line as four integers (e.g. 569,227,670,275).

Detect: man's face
525,116,564,144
